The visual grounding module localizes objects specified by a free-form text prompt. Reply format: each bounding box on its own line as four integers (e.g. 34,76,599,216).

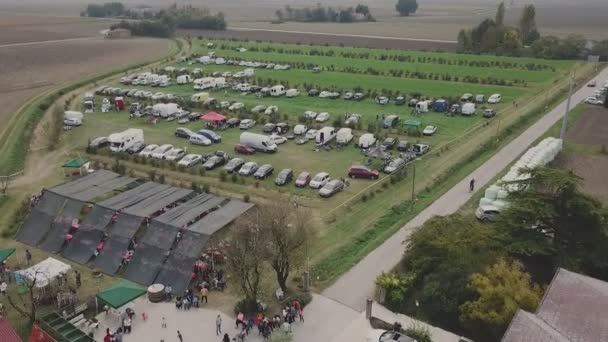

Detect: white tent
16,257,71,288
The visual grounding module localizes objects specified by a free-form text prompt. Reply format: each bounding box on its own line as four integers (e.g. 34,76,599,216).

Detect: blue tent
433,99,449,112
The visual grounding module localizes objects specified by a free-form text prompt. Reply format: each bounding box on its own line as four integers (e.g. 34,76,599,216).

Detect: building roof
0,318,23,342
502,268,608,342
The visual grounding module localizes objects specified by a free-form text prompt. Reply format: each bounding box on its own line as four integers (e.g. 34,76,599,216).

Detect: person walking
25,249,32,266
177,330,183,342
161,317,167,328
469,178,475,192
222,333,230,342
215,314,222,336
200,286,208,304
75,271,81,288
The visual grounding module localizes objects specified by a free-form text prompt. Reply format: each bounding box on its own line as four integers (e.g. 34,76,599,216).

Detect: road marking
0,36,96,49
227,27,458,44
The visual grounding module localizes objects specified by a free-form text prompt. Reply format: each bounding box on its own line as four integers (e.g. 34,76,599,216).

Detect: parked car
203,155,226,170
348,165,379,179
164,148,186,161
305,129,318,140
239,119,256,130
316,112,330,122
353,93,365,101
178,154,203,167
275,169,293,185
64,118,82,126
345,114,362,126
397,140,410,152
319,91,332,99
89,137,109,149
270,135,287,145
190,134,212,146
319,179,345,198
239,162,259,176
309,172,330,189
308,89,320,97
293,124,308,135
343,92,354,100
382,137,397,149
151,144,174,159
251,105,267,114
384,158,406,173
275,123,289,134
198,129,221,143
234,144,256,155
375,96,389,105
584,96,604,105
295,172,312,187
588,80,597,87
139,144,159,158
304,110,318,119
226,117,241,127
224,158,245,173
475,205,500,222
175,127,194,139
126,141,146,154
483,109,497,118
383,115,399,128
487,94,502,104
254,164,274,179
422,125,437,136
460,93,474,102
263,123,276,133
394,96,406,106
229,102,245,111
412,143,429,156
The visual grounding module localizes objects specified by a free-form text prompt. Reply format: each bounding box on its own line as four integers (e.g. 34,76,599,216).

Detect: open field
566,106,608,146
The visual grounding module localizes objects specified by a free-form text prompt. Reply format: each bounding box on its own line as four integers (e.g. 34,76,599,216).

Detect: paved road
323,68,608,311
228,27,457,44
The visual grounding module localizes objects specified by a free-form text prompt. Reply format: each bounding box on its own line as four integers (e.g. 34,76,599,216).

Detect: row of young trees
83,1,125,17
275,4,374,23
379,167,608,341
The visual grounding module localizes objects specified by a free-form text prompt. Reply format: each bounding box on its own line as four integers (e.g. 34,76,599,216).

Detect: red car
234,144,255,155
295,172,312,187
348,165,380,179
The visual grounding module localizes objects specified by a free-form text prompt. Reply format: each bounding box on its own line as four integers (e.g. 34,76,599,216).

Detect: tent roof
200,112,226,122
0,248,15,263
403,120,421,127
96,280,146,309
62,159,88,168
15,257,71,288
0,319,22,342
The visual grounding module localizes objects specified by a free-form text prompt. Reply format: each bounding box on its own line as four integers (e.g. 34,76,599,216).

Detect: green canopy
403,119,421,128
0,248,15,263
62,159,88,168
96,280,146,309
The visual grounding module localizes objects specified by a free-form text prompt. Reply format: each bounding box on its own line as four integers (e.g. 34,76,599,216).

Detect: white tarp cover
16,257,71,288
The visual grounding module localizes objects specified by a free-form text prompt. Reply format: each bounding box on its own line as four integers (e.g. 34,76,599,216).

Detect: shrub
244,194,250,203
361,194,368,202
219,170,227,182
233,298,258,316
203,183,210,193
231,173,238,183
1,199,30,238
158,174,166,184
284,292,313,308
147,170,157,182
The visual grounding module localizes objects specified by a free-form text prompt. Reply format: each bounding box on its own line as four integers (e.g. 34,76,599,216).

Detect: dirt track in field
179,28,458,52
559,153,608,204
566,106,608,146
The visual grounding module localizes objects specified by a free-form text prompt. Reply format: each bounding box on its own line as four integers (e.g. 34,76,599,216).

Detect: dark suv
348,165,380,179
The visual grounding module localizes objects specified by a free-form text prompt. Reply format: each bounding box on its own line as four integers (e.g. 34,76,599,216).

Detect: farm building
105,29,131,39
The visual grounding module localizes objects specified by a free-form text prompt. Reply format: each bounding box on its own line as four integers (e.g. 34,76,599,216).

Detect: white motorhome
214,77,226,88
194,77,216,90
358,133,376,148
286,89,300,98
415,100,430,113
243,68,255,77
198,56,211,64
461,103,476,116
176,75,191,84
152,103,181,118
215,58,226,65
315,126,336,145
336,128,353,145
108,128,144,153
191,92,210,103
270,85,286,97
240,132,278,153
64,111,83,126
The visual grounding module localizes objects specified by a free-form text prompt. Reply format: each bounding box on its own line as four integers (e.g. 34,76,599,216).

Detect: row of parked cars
95,85,178,102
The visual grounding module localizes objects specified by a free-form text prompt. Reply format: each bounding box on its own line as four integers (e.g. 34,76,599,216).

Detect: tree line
275,4,375,23
377,167,608,341
457,2,608,60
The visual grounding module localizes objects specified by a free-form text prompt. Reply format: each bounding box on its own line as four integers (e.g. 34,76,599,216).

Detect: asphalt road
322,67,608,311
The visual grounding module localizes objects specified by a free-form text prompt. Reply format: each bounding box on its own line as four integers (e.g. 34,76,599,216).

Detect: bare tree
5,270,43,322
258,202,312,293
0,171,22,195
226,214,265,303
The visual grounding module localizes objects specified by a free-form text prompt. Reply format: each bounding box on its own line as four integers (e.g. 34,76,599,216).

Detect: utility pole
560,75,575,140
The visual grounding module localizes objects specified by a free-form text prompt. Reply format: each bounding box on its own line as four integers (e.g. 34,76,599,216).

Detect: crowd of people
226,300,305,341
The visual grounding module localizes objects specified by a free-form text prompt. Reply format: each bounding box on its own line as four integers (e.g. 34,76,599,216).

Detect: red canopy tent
0,319,23,342
200,112,226,123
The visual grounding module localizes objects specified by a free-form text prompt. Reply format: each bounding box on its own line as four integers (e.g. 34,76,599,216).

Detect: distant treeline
100,3,226,37
457,2,608,60
275,4,374,23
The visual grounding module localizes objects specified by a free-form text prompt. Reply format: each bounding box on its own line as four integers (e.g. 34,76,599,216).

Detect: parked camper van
191,92,210,103
461,103,476,116
315,126,336,145
240,132,278,152
336,128,353,145
64,111,83,126
176,75,191,84
109,129,144,153
270,85,286,97
358,133,376,149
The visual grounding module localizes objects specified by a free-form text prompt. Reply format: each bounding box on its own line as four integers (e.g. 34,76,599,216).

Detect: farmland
56,37,591,286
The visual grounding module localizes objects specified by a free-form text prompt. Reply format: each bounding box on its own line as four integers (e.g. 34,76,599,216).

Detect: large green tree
495,2,506,27
395,0,418,16
499,167,608,279
592,39,608,61
460,259,543,340
519,4,540,45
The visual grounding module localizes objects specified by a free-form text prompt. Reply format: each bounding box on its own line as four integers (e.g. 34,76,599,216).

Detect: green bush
1,199,30,238
203,184,210,193
284,292,313,308
233,298,258,315
219,170,227,182
231,173,238,183
244,194,250,202
158,174,166,184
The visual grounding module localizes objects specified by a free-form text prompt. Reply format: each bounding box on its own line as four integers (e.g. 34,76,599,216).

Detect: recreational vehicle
315,126,336,145
240,132,278,153
109,129,144,153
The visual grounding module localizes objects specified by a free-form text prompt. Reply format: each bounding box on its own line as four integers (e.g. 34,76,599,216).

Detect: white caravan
336,128,354,145
108,129,144,153
194,77,216,90
415,100,430,113
270,85,286,97
191,92,210,103
176,75,192,84
461,102,477,116
358,133,376,148
152,103,181,118
315,126,336,145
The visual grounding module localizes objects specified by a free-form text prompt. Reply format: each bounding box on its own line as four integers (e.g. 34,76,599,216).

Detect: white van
176,75,191,84
461,102,476,116
109,129,144,153
270,85,286,97
336,128,353,145
240,132,278,153
243,68,255,77
358,133,376,148
315,126,336,145
415,100,430,113
488,94,502,104
191,92,210,103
